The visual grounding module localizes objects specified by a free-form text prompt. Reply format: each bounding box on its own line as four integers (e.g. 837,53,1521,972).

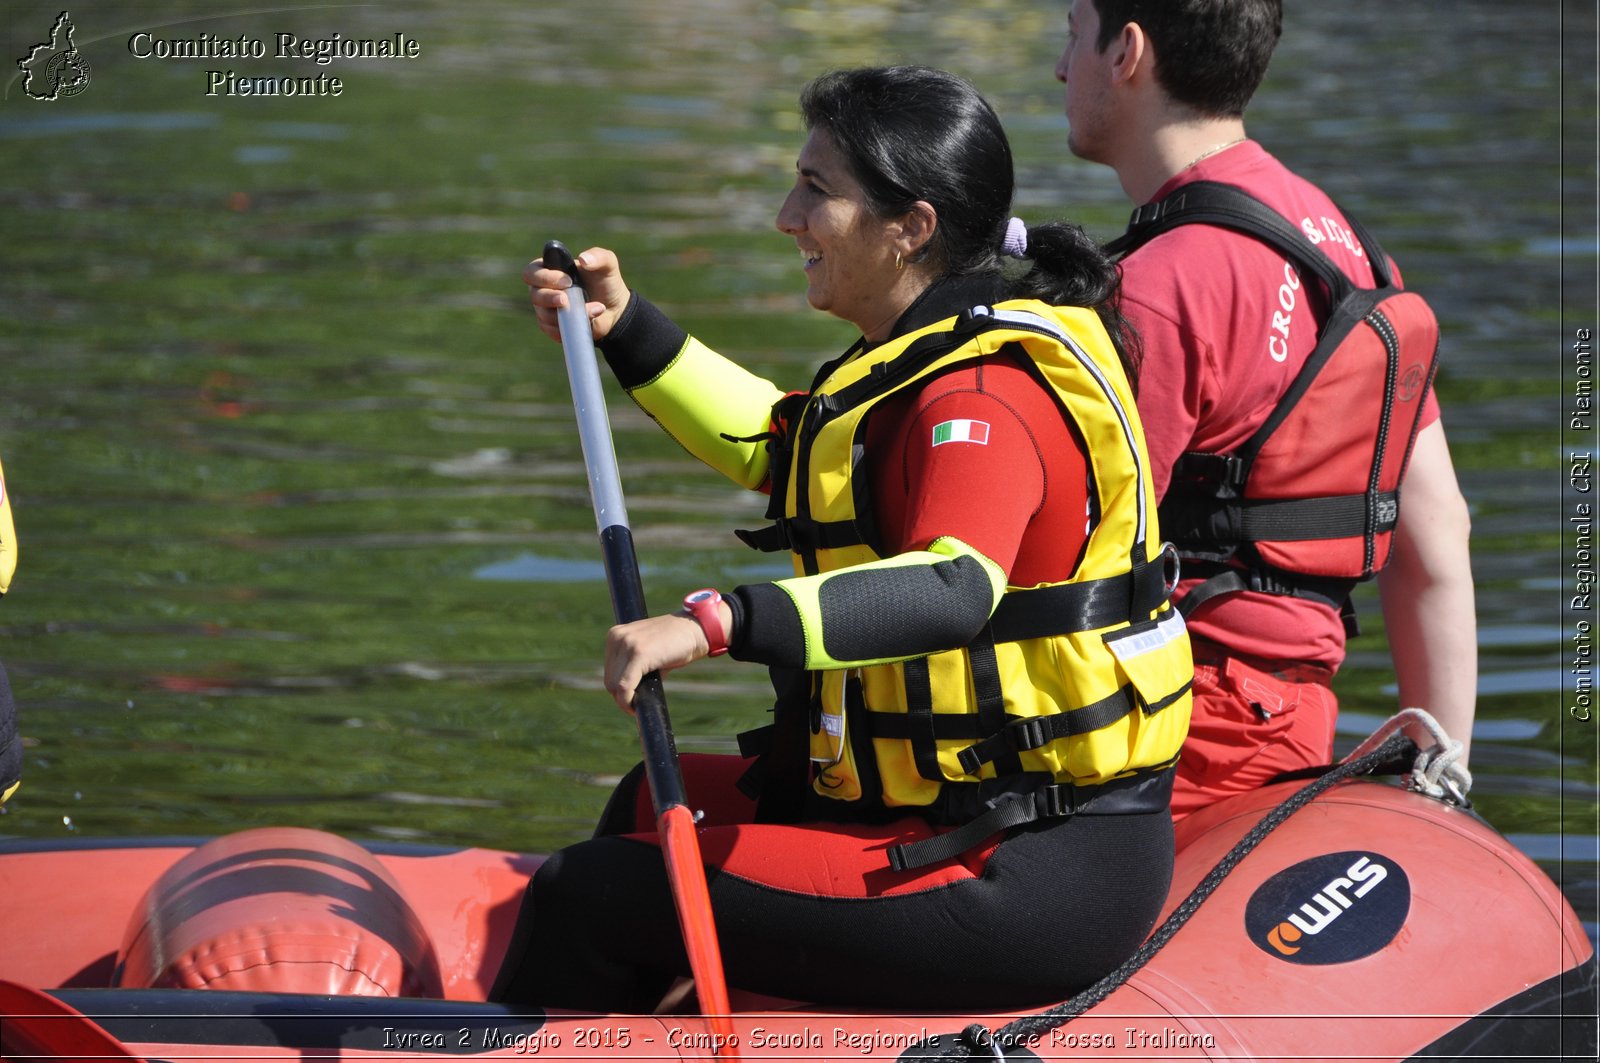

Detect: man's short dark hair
1092,0,1282,117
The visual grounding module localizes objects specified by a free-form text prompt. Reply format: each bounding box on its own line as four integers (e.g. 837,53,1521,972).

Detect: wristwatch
682,588,729,657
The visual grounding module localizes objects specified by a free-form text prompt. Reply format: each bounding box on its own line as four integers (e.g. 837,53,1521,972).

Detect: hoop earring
894,252,904,272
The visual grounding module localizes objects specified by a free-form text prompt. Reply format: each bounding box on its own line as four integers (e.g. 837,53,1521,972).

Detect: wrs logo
17,11,92,101
1244,851,1410,965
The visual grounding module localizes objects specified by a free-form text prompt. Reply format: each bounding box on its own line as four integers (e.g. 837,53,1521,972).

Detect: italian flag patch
931,419,990,447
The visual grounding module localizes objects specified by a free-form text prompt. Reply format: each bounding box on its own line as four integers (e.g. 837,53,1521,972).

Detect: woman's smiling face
775,127,913,341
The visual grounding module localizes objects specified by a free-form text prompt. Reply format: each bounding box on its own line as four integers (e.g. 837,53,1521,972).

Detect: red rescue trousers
1170,639,1340,821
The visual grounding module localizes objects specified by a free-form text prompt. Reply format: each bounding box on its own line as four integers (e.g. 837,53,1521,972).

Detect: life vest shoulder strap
1105,180,1398,295
736,306,1091,559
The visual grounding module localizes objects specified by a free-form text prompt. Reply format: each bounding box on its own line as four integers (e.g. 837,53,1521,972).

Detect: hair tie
1002,216,1028,258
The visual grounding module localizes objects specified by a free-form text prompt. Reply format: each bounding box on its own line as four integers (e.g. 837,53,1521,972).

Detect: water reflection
0,112,219,135
475,554,609,583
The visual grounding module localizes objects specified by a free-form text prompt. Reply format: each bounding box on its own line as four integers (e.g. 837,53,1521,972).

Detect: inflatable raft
0,731,1594,1062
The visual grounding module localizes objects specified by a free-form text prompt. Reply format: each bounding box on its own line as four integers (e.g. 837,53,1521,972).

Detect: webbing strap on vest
966,632,1018,776
952,683,1134,776
736,723,775,759
862,671,1189,787
733,518,865,555
902,657,945,782
1177,561,1361,638
1164,446,1402,548
1233,491,1399,539
1105,180,1396,297
989,554,1171,643
886,765,1177,872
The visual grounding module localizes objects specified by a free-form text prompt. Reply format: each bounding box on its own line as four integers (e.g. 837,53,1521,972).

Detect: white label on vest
812,710,846,765
1104,609,1187,664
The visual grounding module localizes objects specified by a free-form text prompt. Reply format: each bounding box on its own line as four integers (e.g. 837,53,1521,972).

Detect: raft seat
114,826,444,997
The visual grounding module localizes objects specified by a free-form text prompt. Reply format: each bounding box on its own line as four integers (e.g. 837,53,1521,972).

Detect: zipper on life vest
1365,306,1402,574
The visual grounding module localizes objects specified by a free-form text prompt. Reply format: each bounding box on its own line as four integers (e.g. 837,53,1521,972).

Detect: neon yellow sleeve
627,337,786,491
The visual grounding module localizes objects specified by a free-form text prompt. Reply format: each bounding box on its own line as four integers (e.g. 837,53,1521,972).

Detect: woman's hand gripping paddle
542,241,738,1052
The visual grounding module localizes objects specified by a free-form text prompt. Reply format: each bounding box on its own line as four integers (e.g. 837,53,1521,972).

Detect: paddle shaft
546,244,688,809
542,241,736,1042
596,528,687,810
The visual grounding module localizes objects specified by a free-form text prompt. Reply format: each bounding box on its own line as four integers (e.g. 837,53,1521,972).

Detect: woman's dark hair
799,65,1139,385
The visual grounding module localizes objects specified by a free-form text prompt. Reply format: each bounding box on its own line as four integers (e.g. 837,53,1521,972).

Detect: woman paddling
493,65,1192,1012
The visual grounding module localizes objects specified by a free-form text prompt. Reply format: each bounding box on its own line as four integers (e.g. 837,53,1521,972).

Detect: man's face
1055,0,1117,162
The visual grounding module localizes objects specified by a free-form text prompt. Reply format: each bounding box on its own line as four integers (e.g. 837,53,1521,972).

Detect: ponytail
1001,220,1142,391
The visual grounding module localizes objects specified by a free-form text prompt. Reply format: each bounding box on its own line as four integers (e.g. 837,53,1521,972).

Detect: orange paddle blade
658,804,741,1058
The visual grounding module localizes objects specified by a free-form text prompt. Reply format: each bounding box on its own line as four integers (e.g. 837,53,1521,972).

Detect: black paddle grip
542,240,581,285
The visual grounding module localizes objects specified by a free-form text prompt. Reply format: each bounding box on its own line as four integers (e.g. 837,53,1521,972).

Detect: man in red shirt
1055,0,1477,816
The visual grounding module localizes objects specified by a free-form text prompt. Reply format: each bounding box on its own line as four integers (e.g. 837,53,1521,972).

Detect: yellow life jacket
745,301,1193,868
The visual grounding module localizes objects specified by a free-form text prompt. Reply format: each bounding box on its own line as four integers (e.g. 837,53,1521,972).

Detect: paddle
541,241,739,1054
0,979,147,1061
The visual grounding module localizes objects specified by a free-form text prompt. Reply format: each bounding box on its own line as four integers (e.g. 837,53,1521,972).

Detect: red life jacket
1106,182,1440,630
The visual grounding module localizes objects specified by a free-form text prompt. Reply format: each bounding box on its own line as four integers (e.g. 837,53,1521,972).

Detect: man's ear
1109,21,1150,86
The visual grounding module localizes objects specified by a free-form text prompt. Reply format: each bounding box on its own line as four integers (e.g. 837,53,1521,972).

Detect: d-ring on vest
739,301,1194,870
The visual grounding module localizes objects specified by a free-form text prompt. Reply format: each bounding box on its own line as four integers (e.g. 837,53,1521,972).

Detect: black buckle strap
887,791,1038,872
1170,451,1247,494
1176,561,1357,622
733,517,868,555
989,561,1170,644
735,724,775,759
1124,196,1190,231
886,766,1177,872
733,524,789,553
954,684,1138,776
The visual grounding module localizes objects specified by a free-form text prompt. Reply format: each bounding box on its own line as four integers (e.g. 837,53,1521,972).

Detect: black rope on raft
920,731,1419,1060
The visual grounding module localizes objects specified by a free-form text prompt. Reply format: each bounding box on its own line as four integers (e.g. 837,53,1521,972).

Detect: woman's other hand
523,247,631,345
